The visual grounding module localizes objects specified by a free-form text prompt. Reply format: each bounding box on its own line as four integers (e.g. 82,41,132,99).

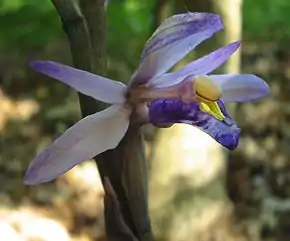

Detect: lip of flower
148,98,240,150
25,12,270,185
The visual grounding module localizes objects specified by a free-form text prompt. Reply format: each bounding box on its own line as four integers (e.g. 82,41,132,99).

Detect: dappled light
1,0,290,240
0,90,39,132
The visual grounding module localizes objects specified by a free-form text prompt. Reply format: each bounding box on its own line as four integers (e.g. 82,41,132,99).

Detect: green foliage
243,0,290,40
0,0,62,51
106,0,154,78
1,0,290,54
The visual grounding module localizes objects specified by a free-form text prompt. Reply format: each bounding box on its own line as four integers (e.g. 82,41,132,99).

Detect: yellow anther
196,96,225,121
195,75,222,101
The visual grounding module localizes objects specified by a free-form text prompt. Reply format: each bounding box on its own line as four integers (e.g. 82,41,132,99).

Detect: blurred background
1,0,290,240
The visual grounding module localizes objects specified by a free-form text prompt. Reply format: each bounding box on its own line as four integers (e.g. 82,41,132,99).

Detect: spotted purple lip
148,99,240,150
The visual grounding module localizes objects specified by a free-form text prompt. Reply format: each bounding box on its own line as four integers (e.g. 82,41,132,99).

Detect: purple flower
25,12,269,185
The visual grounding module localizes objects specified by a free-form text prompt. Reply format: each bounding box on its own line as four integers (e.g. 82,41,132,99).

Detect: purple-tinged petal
25,105,130,185
209,74,270,102
30,61,127,104
148,99,240,150
149,41,241,89
130,12,223,85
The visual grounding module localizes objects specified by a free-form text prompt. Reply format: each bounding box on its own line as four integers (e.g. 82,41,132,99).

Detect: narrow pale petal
130,12,223,85
209,74,270,102
148,99,240,150
149,41,241,89
25,105,130,185
30,61,127,104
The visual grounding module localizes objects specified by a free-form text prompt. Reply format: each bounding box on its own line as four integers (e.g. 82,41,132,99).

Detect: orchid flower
25,12,269,185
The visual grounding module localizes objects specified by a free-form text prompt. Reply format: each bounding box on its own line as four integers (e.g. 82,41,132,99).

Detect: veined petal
130,12,223,85
30,61,127,104
209,74,270,102
142,13,223,60
25,105,130,185
148,99,240,150
149,41,241,89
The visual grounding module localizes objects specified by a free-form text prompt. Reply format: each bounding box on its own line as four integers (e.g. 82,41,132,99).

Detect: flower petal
208,74,270,102
130,12,223,85
148,99,240,150
149,41,241,89
25,105,130,185
30,61,127,104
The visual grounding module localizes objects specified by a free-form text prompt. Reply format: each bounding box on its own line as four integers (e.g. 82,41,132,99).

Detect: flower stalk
50,0,154,240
